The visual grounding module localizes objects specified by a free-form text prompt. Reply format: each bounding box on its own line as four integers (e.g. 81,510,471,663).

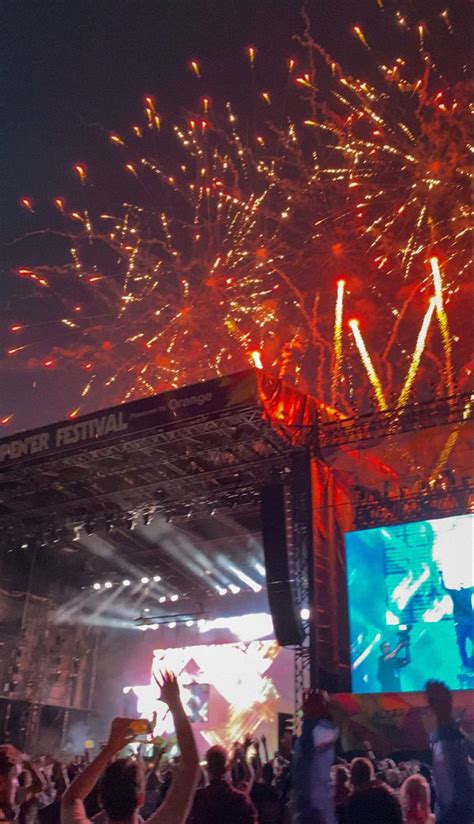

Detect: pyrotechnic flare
348,319,387,411
430,256,454,394
331,280,345,406
398,298,437,408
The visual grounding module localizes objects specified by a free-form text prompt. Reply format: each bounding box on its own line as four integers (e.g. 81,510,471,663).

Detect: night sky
1,0,470,433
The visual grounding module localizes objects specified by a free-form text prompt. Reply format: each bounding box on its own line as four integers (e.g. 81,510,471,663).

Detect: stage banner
258,372,320,449
332,690,474,753
0,370,259,468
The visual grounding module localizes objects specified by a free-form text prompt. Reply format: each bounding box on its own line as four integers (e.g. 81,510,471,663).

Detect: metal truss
354,479,473,530
318,391,472,449
0,405,300,541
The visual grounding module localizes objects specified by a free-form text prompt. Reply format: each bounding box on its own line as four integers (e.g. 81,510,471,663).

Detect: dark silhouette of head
206,745,228,780
350,757,374,790
335,764,350,788
0,750,18,809
426,679,453,723
348,784,403,824
100,758,144,821
262,762,274,786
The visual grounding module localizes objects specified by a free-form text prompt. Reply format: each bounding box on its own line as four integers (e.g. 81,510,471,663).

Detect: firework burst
3,2,472,428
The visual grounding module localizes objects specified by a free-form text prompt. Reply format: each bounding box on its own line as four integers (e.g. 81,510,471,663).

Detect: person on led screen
377,632,411,692
432,516,474,672
345,514,474,694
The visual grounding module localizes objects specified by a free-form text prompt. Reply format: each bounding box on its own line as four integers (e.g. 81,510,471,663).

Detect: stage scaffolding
0,369,472,731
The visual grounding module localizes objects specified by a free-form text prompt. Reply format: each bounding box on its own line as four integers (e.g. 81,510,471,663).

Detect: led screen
125,639,294,756
345,514,473,693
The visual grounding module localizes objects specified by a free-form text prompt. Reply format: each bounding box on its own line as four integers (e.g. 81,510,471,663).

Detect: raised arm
61,718,133,824
22,760,45,795
383,642,404,661
147,672,199,824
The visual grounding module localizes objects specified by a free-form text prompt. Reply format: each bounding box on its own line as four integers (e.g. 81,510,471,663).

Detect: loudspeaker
261,484,304,646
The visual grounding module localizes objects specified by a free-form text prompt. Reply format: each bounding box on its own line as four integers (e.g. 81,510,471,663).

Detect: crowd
0,677,472,824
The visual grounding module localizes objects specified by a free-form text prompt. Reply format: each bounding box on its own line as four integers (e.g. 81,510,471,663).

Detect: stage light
229,585,240,594
300,608,310,620
21,542,28,549
153,575,161,582
104,581,113,589
144,607,150,613
93,582,101,591
150,623,159,630
170,594,179,602
141,576,150,584
159,596,167,603
168,622,176,629
197,619,206,627
122,579,131,587
231,567,262,592
255,562,266,577
217,587,227,595
186,620,194,627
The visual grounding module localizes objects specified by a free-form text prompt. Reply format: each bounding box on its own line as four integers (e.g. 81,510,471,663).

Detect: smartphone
128,719,153,735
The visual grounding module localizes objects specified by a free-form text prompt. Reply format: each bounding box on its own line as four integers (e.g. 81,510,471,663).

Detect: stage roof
0,370,470,617
0,370,320,612
0,370,318,537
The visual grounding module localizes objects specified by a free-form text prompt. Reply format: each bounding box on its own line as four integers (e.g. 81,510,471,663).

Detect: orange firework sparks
5,6,471,422
352,25,370,48
246,46,256,66
19,197,33,212
73,164,87,183
189,59,201,77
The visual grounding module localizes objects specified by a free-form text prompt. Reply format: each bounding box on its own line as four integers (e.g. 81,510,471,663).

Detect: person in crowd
346,782,403,824
349,758,374,793
333,765,350,824
16,760,44,824
292,689,338,824
250,762,280,824
187,744,257,823
399,774,434,824
425,679,474,824
417,764,435,812
61,671,199,824
229,737,254,795
0,747,19,823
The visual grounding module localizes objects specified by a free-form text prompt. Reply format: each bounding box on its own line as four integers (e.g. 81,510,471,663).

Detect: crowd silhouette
1,677,472,824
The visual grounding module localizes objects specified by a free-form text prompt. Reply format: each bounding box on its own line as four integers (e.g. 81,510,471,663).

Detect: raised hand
154,670,180,710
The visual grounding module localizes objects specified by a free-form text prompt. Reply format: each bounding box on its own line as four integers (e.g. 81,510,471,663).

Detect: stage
0,370,472,753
